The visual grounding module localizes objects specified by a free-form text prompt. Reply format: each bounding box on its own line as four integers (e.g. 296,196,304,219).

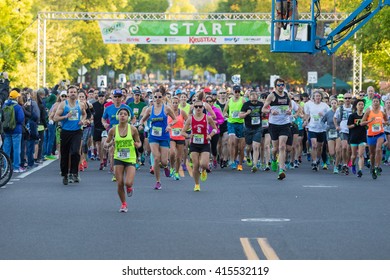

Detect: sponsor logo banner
98,20,276,45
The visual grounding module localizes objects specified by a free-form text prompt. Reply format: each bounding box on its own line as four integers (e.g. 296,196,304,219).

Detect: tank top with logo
191,114,209,145
269,91,291,125
114,124,136,163
168,110,185,141
62,100,82,131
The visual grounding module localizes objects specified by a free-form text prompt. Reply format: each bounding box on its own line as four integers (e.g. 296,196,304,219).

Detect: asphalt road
1,157,390,260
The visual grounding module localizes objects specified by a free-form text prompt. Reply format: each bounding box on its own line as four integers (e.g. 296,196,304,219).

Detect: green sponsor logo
102,22,125,35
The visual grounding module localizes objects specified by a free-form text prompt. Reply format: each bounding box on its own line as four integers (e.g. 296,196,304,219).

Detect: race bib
251,117,261,125
313,114,321,122
328,129,338,139
193,134,204,144
372,123,381,132
232,111,239,118
279,106,288,115
172,128,181,136
117,148,130,159
133,108,139,115
69,110,79,121
151,126,162,137
262,119,269,127
101,130,108,138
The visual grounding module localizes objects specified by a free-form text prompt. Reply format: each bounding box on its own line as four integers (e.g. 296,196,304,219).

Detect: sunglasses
234,91,240,93
206,100,213,103
154,96,163,99
194,105,203,109
60,95,67,98
113,95,122,98
276,84,285,87
220,92,226,94
344,97,352,100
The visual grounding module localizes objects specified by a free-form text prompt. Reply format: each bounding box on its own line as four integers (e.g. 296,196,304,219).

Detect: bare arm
53,101,68,122
181,117,192,138
131,126,142,148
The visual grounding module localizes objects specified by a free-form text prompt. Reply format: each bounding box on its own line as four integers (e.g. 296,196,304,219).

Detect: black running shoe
63,175,68,185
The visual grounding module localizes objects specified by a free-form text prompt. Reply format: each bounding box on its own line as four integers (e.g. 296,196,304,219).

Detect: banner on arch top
98,20,273,45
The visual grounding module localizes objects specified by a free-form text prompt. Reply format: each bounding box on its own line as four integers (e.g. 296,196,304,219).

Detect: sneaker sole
277,173,286,180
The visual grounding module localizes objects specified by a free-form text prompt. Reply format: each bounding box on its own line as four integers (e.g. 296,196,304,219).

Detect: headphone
116,108,132,122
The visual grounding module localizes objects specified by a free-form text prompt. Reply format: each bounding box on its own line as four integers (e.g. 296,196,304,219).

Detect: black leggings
60,129,82,176
210,133,220,157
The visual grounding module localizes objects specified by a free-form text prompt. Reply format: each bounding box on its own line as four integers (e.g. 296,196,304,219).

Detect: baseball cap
204,87,211,93
60,91,68,97
9,90,20,99
98,91,105,97
113,89,123,96
337,94,344,101
211,90,217,95
175,89,182,95
233,85,241,92
133,88,141,95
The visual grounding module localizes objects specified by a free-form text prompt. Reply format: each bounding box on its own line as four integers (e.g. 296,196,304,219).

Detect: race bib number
372,123,381,132
279,106,288,114
101,130,108,138
262,119,269,127
313,114,321,122
193,134,204,144
117,148,130,159
151,126,162,137
251,117,261,125
232,111,239,118
69,110,79,121
172,128,181,136
133,108,139,115
328,129,338,139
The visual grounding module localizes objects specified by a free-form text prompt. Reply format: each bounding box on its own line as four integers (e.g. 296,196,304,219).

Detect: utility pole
332,0,337,96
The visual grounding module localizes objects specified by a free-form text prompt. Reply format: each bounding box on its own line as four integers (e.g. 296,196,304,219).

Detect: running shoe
371,168,377,180
312,162,318,171
135,162,140,170
322,163,328,170
333,166,339,174
170,168,175,177
347,160,352,168
79,164,84,172
181,163,187,171
343,165,349,175
73,174,80,183
149,166,154,175
277,169,286,180
230,161,237,170
99,163,104,170
200,169,208,181
119,203,128,213
62,175,68,185
68,174,74,183
44,155,57,160
13,167,26,173
194,184,201,192
127,186,133,197
351,165,357,175
112,175,116,182
271,160,278,172
154,182,162,190
212,159,218,169
237,164,243,171
294,160,299,168
307,153,311,162
90,154,96,161
173,172,180,180
164,166,170,177
251,166,258,173
246,157,253,167
357,170,363,178
83,160,88,169
377,167,382,175
285,162,291,170
264,165,271,172
140,154,145,165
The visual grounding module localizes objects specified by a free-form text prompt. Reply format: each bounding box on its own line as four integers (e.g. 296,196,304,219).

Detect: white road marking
17,160,57,179
303,185,338,188
241,218,291,222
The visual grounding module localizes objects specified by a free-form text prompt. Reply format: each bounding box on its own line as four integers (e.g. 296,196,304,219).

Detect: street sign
231,74,241,85
167,51,177,63
77,65,88,76
270,75,280,88
77,76,85,83
97,75,107,88
129,74,135,81
108,70,115,79
119,73,127,83
308,71,318,84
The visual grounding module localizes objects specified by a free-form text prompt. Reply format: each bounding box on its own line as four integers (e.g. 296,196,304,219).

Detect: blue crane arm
318,0,390,55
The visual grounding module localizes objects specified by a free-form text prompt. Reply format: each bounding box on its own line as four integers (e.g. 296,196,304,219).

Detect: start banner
98,20,273,45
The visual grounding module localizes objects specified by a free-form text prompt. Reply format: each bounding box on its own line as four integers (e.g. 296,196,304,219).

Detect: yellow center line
257,238,280,260
240,238,260,260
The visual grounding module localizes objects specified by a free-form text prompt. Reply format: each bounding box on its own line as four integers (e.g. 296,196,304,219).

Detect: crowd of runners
2,75,390,212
